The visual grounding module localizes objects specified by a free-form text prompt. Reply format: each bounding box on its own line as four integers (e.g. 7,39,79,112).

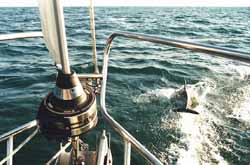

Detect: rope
89,0,99,73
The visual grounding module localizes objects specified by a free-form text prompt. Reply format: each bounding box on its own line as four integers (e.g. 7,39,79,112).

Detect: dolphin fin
186,108,199,114
173,108,199,115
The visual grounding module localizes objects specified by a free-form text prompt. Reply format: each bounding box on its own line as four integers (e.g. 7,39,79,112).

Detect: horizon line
0,5,249,7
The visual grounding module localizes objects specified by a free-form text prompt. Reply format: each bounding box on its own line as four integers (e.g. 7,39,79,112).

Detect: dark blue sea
0,7,250,164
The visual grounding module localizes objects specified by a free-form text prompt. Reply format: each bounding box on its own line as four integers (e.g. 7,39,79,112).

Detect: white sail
38,0,70,73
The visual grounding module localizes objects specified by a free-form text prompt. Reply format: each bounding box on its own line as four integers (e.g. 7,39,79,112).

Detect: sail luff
38,0,70,74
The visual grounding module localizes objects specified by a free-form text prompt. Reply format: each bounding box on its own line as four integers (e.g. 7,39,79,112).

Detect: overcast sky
0,0,250,7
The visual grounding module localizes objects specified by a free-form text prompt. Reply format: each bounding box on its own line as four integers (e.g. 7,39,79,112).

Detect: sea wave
0,7,250,164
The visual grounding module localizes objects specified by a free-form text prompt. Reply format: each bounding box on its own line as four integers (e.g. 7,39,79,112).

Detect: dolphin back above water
171,82,199,115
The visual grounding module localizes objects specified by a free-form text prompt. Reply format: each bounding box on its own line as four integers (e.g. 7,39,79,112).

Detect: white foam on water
176,103,228,165
209,62,250,81
146,88,176,99
158,79,228,164
134,88,176,103
227,85,250,124
233,101,250,123
134,79,245,164
176,110,202,165
228,64,250,81
206,61,250,124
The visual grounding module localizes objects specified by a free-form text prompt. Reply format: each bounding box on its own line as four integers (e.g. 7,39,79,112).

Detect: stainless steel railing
1,31,250,165
0,120,38,142
0,32,43,165
0,120,38,165
0,119,71,165
104,32,250,63
100,32,250,165
0,32,43,41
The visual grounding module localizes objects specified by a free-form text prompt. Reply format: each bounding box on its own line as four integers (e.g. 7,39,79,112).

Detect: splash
134,88,176,103
209,61,250,81
176,104,228,165
227,85,250,124
136,79,230,164
172,80,228,165
228,64,250,81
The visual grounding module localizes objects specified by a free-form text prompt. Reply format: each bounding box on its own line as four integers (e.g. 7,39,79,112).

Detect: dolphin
171,81,199,115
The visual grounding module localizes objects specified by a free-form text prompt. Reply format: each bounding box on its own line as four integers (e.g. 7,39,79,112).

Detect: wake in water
135,79,231,164
135,64,250,164
171,81,229,165
226,85,250,124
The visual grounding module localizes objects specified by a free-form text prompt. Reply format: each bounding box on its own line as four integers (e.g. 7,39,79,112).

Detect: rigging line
89,0,99,73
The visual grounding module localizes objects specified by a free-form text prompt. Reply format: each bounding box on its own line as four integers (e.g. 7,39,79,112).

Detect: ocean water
0,7,250,164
